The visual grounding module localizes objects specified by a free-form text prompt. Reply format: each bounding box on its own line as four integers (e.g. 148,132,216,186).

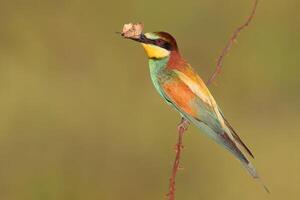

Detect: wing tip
222,117,255,159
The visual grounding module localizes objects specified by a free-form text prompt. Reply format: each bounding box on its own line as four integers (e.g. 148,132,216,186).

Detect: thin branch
167,118,189,200
207,0,259,85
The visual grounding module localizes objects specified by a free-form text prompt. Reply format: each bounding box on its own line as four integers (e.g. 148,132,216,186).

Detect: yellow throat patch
141,43,170,59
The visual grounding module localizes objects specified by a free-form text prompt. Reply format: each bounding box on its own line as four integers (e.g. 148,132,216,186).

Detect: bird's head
132,32,179,59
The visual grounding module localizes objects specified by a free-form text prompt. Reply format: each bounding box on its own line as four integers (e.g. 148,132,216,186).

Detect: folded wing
158,65,257,177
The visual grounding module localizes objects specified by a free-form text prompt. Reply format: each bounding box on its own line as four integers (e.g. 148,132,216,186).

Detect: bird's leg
175,117,189,150
167,117,190,200
177,117,190,133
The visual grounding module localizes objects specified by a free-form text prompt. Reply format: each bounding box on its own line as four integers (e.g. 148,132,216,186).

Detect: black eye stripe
162,42,172,50
155,39,164,46
141,35,173,50
155,39,172,50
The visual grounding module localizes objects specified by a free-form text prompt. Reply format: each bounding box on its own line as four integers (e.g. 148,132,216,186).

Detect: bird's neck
148,56,169,74
167,50,187,70
148,50,184,73
148,57,170,99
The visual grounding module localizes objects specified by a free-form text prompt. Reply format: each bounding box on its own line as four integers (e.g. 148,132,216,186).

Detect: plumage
127,31,268,192
151,53,255,171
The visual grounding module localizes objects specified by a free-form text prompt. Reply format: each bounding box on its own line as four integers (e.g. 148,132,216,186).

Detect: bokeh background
0,0,299,199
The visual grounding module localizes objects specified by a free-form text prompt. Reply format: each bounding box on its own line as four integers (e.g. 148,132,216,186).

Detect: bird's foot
177,117,190,133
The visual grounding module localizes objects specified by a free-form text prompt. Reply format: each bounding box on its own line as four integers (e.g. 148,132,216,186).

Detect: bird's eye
156,39,164,46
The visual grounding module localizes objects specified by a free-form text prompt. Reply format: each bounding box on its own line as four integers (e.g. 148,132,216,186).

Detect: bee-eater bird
126,31,267,190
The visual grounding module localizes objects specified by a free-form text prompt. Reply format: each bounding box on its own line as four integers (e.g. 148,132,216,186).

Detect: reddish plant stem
166,1,259,199
167,118,189,200
207,0,259,85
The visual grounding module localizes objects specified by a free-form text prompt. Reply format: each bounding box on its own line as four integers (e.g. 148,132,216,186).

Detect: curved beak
123,34,156,45
129,34,147,43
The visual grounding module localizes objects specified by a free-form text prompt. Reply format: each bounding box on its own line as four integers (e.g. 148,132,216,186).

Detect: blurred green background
0,0,299,199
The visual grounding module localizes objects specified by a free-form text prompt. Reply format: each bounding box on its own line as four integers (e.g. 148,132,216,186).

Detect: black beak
122,33,156,45
128,34,147,43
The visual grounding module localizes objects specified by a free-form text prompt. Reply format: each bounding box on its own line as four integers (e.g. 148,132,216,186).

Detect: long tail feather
191,117,270,193
243,162,270,193
220,131,270,194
